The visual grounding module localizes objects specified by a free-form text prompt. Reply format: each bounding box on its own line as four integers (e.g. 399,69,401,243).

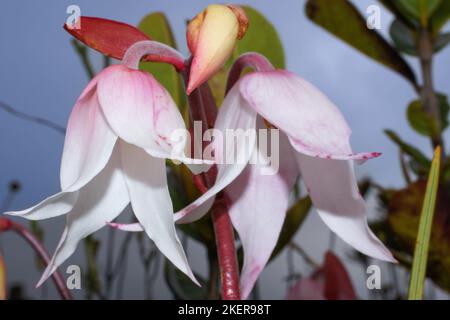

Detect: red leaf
64,16,151,61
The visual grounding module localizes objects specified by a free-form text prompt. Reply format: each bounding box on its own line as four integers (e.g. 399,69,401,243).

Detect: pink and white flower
116,53,396,299
5,45,210,286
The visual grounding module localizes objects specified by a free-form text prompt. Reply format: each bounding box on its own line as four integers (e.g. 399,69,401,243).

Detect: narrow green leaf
138,13,186,109
384,130,431,168
408,146,441,300
397,0,441,26
0,254,6,300
305,0,417,86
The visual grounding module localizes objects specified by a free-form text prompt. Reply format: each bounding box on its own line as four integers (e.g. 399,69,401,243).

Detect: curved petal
36,146,129,286
239,70,380,161
60,72,118,191
119,141,198,284
96,65,210,173
175,84,257,223
227,131,299,299
4,191,79,221
296,154,396,262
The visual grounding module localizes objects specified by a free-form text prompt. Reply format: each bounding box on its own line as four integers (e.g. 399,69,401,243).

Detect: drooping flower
186,4,249,94
115,53,396,299
4,41,210,287
286,251,357,300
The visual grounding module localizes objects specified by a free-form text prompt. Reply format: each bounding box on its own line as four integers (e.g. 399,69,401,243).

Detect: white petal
36,146,129,286
296,154,396,262
175,84,257,224
119,141,198,284
227,132,299,299
60,72,117,191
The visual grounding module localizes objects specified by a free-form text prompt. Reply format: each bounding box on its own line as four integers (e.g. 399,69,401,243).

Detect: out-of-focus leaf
384,130,431,169
430,1,450,34
408,147,440,300
209,5,285,105
138,13,186,110
397,0,441,26
390,19,418,56
270,196,312,261
164,260,207,300
30,221,46,270
434,33,450,52
377,178,450,293
305,0,417,86
286,251,357,300
378,0,418,28
0,254,6,300
64,17,151,61
407,94,450,136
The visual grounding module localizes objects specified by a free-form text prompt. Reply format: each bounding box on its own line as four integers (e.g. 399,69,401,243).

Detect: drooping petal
296,154,396,262
175,84,257,224
60,71,118,191
4,190,79,220
239,70,379,161
118,141,197,284
36,146,129,286
227,130,299,299
96,65,210,173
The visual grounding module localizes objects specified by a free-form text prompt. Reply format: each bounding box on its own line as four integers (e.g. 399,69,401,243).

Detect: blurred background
1,0,449,299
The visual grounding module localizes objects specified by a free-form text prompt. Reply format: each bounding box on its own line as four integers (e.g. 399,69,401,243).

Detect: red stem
0,218,73,300
183,60,241,299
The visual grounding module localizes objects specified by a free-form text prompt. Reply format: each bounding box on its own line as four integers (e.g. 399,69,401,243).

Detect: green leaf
209,5,285,105
164,260,208,300
407,94,450,136
390,19,418,56
397,0,442,26
0,254,6,300
270,196,312,261
384,130,431,169
408,146,441,300
430,1,450,34
434,33,450,52
379,0,418,28
305,0,417,86
138,13,186,110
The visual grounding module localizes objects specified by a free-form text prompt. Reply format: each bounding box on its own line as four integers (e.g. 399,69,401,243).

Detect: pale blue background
0,0,449,299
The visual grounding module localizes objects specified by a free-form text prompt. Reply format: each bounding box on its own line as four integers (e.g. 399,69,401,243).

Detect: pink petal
174,84,257,223
60,72,118,191
37,145,129,286
239,70,379,161
118,141,198,285
227,131,299,299
296,154,396,262
96,65,210,173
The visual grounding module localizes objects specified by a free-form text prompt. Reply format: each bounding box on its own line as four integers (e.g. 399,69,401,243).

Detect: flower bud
186,4,249,94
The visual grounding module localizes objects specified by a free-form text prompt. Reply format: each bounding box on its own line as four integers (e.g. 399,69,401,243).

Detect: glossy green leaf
408,147,441,300
164,260,208,300
209,5,285,105
270,196,312,261
430,1,450,34
138,13,186,109
407,94,449,136
384,130,431,169
305,0,417,86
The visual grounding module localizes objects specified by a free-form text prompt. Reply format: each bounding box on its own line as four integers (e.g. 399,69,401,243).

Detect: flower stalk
0,218,73,300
